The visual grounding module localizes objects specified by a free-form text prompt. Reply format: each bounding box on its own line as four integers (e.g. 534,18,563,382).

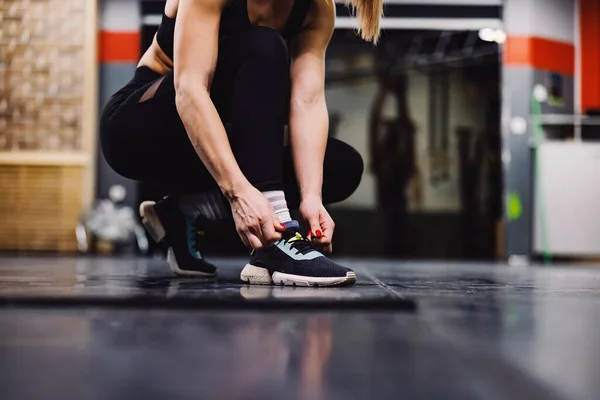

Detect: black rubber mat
0,256,416,312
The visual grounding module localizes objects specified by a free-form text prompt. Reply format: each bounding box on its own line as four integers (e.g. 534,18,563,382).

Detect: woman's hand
300,197,334,254
228,185,284,249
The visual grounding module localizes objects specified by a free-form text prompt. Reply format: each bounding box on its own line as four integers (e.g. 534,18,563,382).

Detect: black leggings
100,26,363,209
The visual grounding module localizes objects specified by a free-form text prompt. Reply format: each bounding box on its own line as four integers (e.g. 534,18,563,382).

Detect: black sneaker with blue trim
240,221,356,287
140,196,217,277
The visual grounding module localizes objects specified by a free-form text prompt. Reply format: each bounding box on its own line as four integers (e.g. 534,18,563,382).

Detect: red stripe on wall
99,31,141,63
504,36,575,76
580,0,600,112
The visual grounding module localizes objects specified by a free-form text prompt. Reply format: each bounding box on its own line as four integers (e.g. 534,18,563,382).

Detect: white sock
263,190,292,223
178,190,228,221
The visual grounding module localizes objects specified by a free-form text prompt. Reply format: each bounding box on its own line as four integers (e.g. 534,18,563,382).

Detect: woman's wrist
300,192,323,205
219,174,252,202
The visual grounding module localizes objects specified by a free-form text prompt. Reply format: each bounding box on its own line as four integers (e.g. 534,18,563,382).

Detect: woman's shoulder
304,0,335,31
166,0,242,21
164,0,179,19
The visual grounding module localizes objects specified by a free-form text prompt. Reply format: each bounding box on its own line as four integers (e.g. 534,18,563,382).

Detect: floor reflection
85,311,334,400
3,256,600,399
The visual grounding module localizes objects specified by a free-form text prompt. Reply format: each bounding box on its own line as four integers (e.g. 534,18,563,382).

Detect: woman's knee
246,27,289,69
323,140,364,204
341,143,365,197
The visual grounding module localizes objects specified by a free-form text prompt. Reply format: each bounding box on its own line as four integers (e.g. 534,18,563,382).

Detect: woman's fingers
313,219,334,245
306,215,322,242
230,184,284,249
260,216,282,246
238,225,265,250
247,213,282,249
310,236,333,254
308,214,335,253
246,233,263,250
273,213,286,232
324,216,335,239
237,229,251,248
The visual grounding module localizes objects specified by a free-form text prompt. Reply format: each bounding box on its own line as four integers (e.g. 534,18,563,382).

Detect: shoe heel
167,248,217,278
139,201,166,243
240,264,272,285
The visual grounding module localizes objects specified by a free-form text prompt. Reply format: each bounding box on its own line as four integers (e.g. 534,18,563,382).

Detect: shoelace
285,231,320,255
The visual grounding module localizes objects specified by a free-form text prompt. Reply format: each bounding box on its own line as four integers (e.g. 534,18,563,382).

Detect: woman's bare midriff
138,35,174,76
136,0,178,75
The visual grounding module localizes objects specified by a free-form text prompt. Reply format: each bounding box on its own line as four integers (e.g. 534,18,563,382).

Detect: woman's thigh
100,27,292,191
101,71,215,190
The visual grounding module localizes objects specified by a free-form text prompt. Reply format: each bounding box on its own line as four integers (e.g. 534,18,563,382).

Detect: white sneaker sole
140,201,216,278
239,286,362,300
240,264,356,287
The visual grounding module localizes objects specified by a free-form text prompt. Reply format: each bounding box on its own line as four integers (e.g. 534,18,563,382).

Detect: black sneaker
139,196,217,277
240,221,356,287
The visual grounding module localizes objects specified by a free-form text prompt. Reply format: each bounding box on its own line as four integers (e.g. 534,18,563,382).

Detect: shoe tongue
284,220,300,230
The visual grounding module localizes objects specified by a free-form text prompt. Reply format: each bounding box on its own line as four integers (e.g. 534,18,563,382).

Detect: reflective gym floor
1,256,600,400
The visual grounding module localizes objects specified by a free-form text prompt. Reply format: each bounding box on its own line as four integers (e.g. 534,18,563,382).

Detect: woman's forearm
175,83,249,199
289,95,329,202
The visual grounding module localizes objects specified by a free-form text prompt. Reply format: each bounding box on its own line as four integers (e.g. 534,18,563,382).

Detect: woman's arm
174,0,282,248
174,0,245,197
289,0,335,250
289,0,334,202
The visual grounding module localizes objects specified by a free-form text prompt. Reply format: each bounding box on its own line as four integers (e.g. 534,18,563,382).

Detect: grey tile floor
1,255,600,400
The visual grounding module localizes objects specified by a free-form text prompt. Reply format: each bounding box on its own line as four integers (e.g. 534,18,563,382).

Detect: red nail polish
316,230,322,237
280,224,286,229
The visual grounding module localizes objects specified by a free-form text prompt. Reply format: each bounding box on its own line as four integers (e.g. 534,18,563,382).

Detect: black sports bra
156,0,313,61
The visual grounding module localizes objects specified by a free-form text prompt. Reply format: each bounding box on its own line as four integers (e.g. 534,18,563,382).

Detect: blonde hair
345,0,384,44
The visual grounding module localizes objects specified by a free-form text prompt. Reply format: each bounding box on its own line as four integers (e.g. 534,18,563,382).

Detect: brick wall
0,0,86,151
